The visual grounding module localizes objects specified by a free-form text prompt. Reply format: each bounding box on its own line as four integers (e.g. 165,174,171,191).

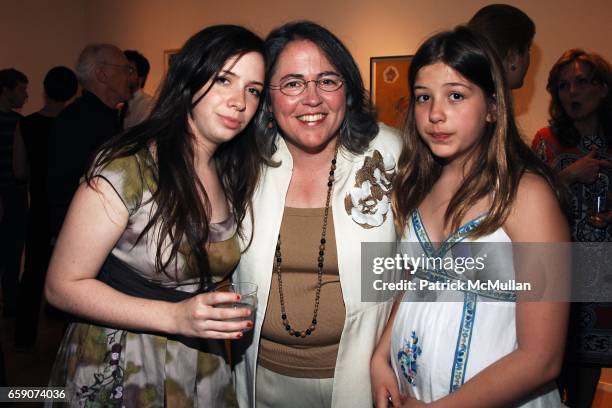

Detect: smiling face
414,62,495,166
188,51,264,153
269,40,347,154
557,61,608,123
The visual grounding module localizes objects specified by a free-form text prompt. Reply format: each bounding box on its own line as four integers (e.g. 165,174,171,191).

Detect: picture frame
370,55,413,129
164,49,180,74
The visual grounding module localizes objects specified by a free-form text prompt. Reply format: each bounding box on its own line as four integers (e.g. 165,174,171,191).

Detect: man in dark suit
48,44,132,241
0,68,28,318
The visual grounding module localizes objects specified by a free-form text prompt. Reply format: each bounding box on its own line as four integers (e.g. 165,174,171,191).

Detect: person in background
44,25,265,406
12,66,78,349
532,48,612,408
233,21,402,408
0,68,28,318
468,3,535,90
47,44,131,245
0,194,5,387
372,26,568,407
122,49,154,129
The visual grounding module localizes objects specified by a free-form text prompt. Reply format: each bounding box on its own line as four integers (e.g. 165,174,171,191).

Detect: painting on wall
370,55,412,129
164,49,180,74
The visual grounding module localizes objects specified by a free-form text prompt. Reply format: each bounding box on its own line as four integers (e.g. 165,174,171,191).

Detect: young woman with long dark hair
45,25,265,406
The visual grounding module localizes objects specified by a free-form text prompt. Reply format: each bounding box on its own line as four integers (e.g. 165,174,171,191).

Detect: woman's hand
170,291,253,339
560,149,612,184
372,301,403,407
371,301,404,408
371,352,403,407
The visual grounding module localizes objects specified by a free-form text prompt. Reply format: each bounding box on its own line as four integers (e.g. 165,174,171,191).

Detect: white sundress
390,210,562,407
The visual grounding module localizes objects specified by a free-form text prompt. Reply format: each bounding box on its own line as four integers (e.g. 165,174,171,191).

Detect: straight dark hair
254,20,378,159
468,4,535,58
124,50,151,87
547,48,612,147
393,26,565,238
0,68,28,93
87,25,265,289
44,66,78,102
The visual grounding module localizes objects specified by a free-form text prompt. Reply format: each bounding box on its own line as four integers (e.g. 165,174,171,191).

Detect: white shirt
123,88,153,129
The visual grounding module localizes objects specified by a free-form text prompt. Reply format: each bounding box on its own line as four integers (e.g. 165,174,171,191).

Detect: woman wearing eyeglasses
232,21,402,408
532,49,612,408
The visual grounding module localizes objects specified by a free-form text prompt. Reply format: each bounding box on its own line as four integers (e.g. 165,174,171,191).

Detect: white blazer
233,124,402,407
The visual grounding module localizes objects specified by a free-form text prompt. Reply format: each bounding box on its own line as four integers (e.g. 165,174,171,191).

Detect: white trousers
255,365,334,408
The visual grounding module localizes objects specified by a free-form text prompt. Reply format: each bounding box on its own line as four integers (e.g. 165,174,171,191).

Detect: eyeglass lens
275,76,343,95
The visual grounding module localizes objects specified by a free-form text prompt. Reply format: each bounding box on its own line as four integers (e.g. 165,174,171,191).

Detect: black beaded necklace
274,147,338,338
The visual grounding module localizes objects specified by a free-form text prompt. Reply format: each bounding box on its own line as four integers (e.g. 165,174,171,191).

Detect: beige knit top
258,207,346,378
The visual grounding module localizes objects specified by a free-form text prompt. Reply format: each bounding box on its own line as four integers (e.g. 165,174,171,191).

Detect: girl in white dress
370,26,570,407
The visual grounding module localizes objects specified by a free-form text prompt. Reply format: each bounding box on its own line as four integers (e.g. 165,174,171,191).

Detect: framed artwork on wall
370,55,412,129
164,49,180,74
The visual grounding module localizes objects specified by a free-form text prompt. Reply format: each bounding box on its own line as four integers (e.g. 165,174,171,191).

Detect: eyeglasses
269,75,344,96
101,63,135,75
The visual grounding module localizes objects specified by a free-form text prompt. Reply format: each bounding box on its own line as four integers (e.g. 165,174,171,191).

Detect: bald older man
47,44,132,242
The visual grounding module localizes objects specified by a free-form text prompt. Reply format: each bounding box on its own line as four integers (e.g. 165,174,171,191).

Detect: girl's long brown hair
392,26,566,239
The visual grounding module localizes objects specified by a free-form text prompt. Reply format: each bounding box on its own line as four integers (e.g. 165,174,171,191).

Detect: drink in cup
216,282,257,328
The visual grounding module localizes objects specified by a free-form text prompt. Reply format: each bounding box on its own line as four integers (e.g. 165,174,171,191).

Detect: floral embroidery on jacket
344,150,396,228
397,331,422,386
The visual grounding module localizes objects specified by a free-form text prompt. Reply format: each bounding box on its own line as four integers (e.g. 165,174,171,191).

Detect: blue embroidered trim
449,292,477,393
410,210,516,301
412,210,487,257
438,218,486,256
412,210,437,256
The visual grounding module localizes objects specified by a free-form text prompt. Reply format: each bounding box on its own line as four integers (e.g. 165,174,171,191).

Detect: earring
510,63,517,71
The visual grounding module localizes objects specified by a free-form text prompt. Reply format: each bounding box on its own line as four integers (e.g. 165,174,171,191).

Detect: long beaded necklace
274,146,338,338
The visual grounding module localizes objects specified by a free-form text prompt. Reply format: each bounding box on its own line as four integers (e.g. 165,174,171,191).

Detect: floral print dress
532,127,612,366
47,149,240,407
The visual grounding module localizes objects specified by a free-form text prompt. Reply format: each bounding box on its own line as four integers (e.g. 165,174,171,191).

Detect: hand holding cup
215,282,258,330
170,285,256,340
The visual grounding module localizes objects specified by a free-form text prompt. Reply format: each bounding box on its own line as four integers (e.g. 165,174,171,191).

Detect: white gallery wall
2,0,611,141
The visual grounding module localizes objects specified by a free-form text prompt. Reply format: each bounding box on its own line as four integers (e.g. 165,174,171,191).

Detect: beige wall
0,0,87,114
3,0,611,141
